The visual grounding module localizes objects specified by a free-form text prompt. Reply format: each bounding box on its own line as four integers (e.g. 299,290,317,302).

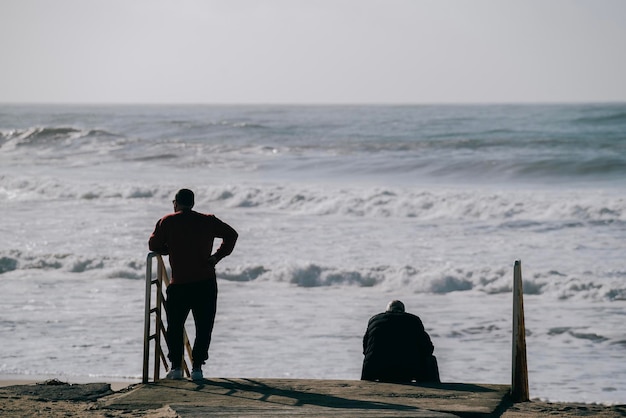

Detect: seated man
361,300,440,383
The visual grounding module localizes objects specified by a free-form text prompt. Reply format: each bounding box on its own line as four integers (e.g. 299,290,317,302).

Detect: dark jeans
165,280,218,369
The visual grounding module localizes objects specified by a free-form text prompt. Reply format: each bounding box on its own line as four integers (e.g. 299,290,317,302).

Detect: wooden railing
143,252,193,383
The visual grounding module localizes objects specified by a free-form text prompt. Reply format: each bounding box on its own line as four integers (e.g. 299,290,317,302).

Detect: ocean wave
0,255,18,273
513,157,626,178
0,250,144,279
429,275,474,293
605,288,626,301
0,126,121,149
194,262,626,301
548,327,610,343
2,249,624,301
220,265,268,282
1,175,624,225
281,264,380,287
573,111,626,125
0,175,161,201
169,118,269,130
204,184,626,224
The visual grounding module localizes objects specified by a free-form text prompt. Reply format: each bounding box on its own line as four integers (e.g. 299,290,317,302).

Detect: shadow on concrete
416,382,504,393
193,378,420,412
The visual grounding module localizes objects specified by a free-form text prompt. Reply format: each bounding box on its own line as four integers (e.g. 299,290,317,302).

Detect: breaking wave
1,174,624,225
2,249,623,301
0,126,121,148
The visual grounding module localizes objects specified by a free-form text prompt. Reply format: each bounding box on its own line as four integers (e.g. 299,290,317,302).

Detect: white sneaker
191,368,203,381
165,367,183,380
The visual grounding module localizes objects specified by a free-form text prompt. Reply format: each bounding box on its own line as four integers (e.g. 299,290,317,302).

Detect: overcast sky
1,0,625,104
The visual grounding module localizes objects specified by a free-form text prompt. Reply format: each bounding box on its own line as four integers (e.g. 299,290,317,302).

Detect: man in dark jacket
149,188,238,381
361,300,440,383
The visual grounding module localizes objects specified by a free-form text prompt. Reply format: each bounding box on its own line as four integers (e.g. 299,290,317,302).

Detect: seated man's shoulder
403,312,422,320
388,312,424,328
367,312,390,325
404,312,425,325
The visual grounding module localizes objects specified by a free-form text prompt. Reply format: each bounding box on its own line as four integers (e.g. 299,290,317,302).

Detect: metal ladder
143,252,193,383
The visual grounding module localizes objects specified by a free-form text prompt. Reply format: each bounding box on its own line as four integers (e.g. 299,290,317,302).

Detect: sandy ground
0,380,171,418
501,402,626,418
0,379,624,417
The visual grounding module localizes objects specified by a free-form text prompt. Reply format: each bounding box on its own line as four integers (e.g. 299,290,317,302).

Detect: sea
0,103,624,404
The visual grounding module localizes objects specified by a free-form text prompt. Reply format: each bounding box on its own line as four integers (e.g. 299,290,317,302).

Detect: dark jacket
361,311,438,382
149,209,238,285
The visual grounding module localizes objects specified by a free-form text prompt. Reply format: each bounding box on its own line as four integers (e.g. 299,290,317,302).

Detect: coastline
1,377,625,417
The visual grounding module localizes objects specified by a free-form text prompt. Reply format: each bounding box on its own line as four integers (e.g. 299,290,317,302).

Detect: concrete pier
101,378,511,417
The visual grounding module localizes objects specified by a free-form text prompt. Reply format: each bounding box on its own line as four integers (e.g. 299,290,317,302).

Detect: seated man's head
386,300,405,313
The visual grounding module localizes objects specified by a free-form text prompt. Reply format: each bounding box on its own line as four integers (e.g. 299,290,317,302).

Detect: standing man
361,300,440,383
149,188,238,381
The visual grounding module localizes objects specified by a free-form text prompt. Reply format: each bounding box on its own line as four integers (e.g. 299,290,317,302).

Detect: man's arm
415,317,434,356
362,315,378,355
420,330,435,356
148,219,169,255
409,314,434,356
363,329,368,355
210,217,238,263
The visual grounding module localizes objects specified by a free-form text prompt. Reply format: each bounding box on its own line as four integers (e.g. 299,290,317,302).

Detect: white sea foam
2,173,624,223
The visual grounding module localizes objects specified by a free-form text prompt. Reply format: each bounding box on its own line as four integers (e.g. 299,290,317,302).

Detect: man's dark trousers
165,280,218,369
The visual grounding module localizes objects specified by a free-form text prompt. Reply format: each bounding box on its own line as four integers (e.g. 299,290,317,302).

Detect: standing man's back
150,208,236,284
149,188,238,381
361,300,440,383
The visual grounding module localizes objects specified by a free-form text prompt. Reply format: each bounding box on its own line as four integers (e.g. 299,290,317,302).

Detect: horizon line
2,100,626,107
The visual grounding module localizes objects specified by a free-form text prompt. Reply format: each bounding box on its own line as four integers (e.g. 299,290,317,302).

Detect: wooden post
511,260,530,402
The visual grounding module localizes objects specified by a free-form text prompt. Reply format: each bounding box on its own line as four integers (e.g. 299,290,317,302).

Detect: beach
1,378,625,417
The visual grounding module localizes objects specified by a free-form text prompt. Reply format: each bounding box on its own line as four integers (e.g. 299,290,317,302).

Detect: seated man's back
361,300,440,383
